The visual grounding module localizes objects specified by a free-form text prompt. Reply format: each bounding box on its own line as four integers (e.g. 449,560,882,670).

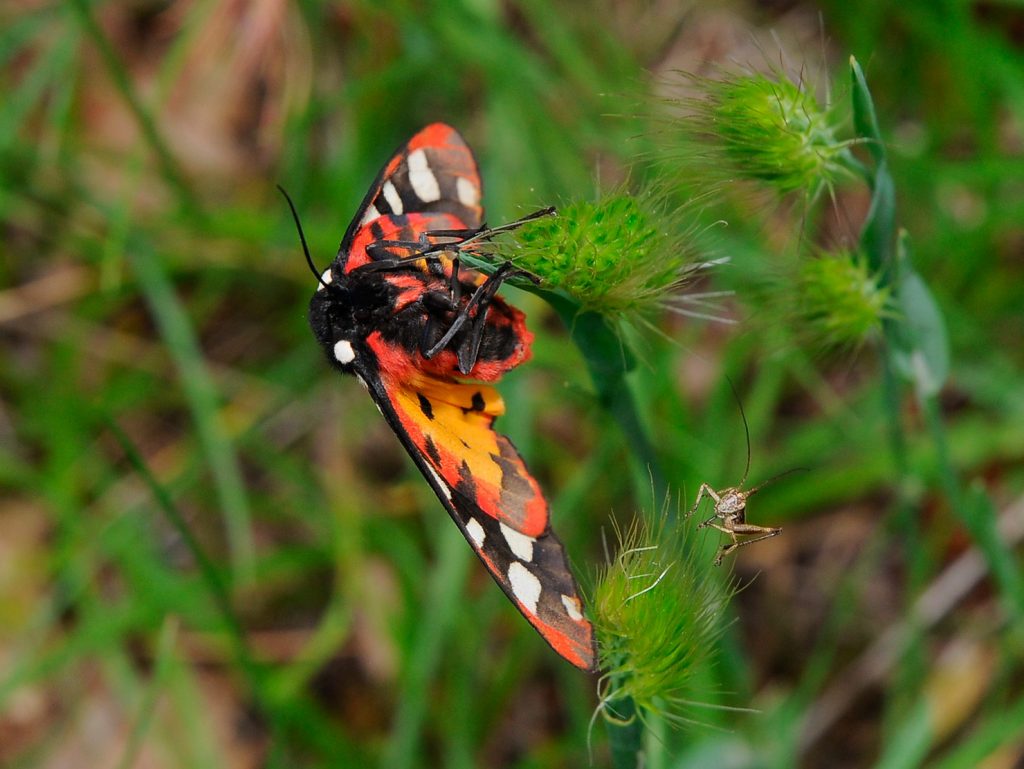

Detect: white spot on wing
425,464,452,500
407,149,441,203
382,181,403,214
499,522,535,562
456,176,479,208
360,204,381,225
333,340,355,364
508,562,541,615
561,594,583,622
466,518,485,548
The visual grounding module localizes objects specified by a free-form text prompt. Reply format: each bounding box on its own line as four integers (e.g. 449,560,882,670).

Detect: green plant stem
921,395,1024,621
605,693,644,769
106,418,254,672
544,293,667,504
116,616,179,769
129,238,255,581
109,418,368,765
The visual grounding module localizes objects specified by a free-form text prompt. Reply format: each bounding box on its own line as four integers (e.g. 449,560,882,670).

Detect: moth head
308,280,354,354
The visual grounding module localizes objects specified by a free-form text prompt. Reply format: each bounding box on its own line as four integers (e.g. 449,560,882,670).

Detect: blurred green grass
1,1,1023,768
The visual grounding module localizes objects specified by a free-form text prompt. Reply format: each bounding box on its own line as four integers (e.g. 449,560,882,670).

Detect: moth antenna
724,375,752,487
277,184,329,290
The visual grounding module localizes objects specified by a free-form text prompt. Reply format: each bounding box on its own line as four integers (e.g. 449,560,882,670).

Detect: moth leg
448,253,463,304
453,261,524,373
457,309,490,375
445,207,555,250
422,226,483,245
422,262,516,362
361,244,443,271
419,289,457,357
453,260,545,373
365,239,422,260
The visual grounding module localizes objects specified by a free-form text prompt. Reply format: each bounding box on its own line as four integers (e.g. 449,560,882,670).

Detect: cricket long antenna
724,375,752,487
277,184,328,289
747,466,809,497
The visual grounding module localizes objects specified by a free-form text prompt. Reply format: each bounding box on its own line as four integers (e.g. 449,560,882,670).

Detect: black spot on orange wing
456,458,477,501
417,392,434,419
423,435,442,465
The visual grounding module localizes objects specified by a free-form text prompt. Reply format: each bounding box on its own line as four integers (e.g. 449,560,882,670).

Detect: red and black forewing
338,123,484,267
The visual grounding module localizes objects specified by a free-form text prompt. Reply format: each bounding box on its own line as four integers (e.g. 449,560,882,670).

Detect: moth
292,123,595,671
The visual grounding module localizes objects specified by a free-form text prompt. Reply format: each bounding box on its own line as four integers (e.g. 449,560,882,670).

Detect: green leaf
851,59,895,272
887,233,950,398
860,159,896,271
850,56,885,162
958,484,1024,622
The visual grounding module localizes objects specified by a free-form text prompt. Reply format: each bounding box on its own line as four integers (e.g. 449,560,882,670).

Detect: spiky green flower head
695,69,853,200
792,249,892,351
500,190,713,326
592,510,730,726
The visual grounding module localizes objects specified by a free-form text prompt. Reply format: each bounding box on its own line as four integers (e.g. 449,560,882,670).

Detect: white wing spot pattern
382,181,404,214
465,517,486,547
425,464,453,500
561,594,583,622
456,176,480,208
499,522,535,562
508,562,541,615
407,149,441,203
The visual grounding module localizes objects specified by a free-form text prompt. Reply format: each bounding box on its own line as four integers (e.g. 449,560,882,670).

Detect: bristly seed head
688,69,854,201
790,249,893,352
497,189,725,327
590,506,732,727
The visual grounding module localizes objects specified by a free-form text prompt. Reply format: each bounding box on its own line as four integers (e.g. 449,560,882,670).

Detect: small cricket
688,381,801,566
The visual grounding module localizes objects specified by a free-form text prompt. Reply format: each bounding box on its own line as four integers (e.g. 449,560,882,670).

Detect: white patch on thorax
507,562,541,615
456,176,479,208
465,517,486,548
318,268,333,290
407,149,441,203
561,594,583,622
499,522,535,562
333,340,355,364
382,181,404,214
